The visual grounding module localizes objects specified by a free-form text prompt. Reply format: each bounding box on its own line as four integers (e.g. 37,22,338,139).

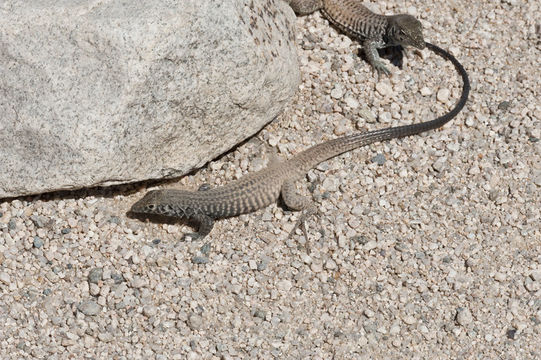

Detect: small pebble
524,277,540,292
248,260,257,270
108,216,121,224
33,236,44,248
371,154,386,165
321,177,339,192
30,215,48,228
276,279,292,292
330,83,344,99
87,268,103,284
375,82,392,97
8,218,16,230
402,315,416,325
344,96,359,108
379,111,392,123
192,256,209,265
0,272,11,285
506,328,517,340
310,262,323,273
253,309,266,320
187,313,204,330
420,86,433,96
497,101,511,111
77,300,101,316
143,305,158,317
437,88,450,103
358,107,376,124
456,308,473,326
257,258,268,271
111,273,124,284
364,309,375,318
200,243,211,256
432,157,447,172
325,259,337,270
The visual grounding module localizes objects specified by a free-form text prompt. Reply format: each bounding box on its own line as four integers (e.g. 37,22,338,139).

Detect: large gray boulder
0,0,299,198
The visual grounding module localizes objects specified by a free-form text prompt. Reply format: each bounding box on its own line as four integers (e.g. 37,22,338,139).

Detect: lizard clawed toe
181,232,202,242
288,206,317,241
374,62,391,76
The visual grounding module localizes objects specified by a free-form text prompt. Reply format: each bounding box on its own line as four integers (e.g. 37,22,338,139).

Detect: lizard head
388,14,425,50
130,190,165,215
130,190,186,218
130,189,200,218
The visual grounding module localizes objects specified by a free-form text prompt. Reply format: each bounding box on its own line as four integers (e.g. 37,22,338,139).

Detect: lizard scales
130,43,470,239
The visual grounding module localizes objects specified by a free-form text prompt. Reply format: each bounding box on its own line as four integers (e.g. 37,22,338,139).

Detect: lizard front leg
182,213,214,241
363,39,391,76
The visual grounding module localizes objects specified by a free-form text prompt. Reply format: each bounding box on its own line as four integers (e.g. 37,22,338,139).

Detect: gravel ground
1,1,540,359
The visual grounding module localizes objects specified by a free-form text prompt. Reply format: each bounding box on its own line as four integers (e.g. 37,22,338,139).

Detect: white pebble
420,87,433,96
402,315,416,325
0,272,10,285
437,88,450,103
331,83,344,99
344,96,359,108
325,259,337,270
376,82,393,97
276,279,292,292
456,308,473,326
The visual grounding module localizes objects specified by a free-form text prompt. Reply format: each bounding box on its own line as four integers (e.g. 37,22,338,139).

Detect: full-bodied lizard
284,0,425,75
130,43,470,240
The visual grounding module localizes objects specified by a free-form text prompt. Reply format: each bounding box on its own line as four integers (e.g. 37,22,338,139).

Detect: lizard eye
147,204,156,211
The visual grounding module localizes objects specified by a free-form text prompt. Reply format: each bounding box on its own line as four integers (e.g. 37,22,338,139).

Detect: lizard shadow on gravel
356,45,405,69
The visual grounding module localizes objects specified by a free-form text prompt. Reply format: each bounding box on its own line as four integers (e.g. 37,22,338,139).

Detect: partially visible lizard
130,43,470,240
284,0,425,75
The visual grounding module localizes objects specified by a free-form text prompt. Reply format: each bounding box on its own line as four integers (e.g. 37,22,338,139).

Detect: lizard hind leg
281,180,317,240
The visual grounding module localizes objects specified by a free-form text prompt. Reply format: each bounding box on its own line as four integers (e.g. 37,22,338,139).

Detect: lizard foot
288,206,317,241
181,232,202,242
373,61,391,76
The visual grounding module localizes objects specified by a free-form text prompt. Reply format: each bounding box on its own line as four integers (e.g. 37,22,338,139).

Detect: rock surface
0,0,299,198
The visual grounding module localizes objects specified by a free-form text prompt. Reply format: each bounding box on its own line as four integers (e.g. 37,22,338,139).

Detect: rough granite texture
0,0,299,197
0,0,540,359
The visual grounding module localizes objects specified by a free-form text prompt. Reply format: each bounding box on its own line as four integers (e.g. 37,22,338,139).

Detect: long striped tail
292,42,470,172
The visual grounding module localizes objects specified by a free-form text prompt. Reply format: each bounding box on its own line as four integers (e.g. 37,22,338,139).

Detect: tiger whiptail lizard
130,43,470,240
285,0,425,75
